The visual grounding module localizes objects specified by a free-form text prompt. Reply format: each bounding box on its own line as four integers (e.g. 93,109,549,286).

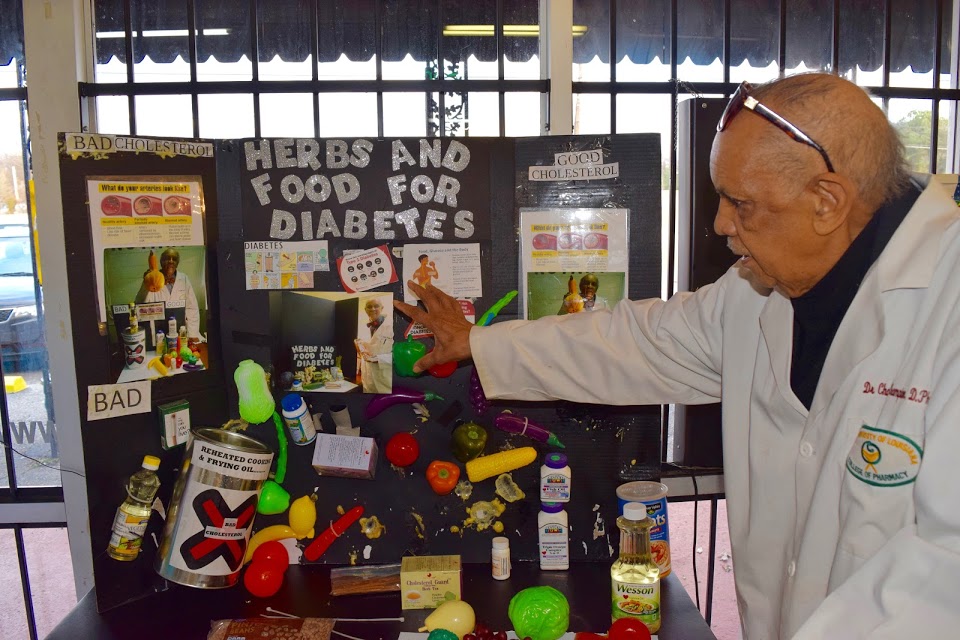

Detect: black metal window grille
80,0,547,138
570,0,960,302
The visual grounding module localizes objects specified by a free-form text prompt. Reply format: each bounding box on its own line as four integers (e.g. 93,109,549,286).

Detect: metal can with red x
155,428,274,588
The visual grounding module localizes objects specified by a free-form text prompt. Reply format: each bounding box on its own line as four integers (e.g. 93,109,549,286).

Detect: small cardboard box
157,399,190,449
311,433,378,479
400,555,462,610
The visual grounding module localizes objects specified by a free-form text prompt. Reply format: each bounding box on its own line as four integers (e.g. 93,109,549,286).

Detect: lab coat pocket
838,419,924,562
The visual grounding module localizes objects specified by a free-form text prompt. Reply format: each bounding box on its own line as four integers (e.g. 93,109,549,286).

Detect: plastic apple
608,618,652,640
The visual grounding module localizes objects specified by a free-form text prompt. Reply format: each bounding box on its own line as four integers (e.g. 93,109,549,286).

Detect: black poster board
58,133,226,612
60,132,663,615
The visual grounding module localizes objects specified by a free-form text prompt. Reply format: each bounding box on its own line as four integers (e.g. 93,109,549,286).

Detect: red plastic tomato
385,432,420,467
608,618,652,640
243,561,285,598
251,540,289,573
428,360,458,378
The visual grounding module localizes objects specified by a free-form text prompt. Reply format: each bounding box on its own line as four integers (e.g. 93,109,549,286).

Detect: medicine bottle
539,452,571,502
492,536,511,580
280,393,318,445
538,502,569,570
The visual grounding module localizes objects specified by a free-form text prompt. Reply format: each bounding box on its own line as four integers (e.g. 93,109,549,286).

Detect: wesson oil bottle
107,455,161,561
611,501,661,632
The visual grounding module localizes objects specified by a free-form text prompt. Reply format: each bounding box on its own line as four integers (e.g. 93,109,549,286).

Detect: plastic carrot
303,506,364,562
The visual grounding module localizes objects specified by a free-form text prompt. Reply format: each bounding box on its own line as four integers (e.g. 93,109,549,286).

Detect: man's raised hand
394,281,474,373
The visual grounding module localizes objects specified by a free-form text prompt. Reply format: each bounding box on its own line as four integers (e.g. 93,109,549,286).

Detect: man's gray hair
752,73,911,209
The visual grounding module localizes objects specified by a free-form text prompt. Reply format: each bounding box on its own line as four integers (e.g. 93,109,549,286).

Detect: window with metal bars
82,0,546,138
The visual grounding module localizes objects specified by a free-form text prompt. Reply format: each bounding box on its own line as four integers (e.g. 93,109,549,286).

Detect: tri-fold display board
58,131,662,613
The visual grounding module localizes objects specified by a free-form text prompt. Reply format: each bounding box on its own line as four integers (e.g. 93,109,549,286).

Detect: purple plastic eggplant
494,412,565,448
469,366,489,415
364,386,444,419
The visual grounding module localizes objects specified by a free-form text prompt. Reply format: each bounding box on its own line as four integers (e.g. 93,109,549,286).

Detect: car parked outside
0,218,45,371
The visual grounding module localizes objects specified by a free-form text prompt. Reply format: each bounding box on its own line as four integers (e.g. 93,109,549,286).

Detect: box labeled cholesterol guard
400,555,462,610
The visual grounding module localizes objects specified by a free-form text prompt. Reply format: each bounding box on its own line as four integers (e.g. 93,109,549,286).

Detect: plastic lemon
418,600,476,639
289,494,318,539
508,586,570,640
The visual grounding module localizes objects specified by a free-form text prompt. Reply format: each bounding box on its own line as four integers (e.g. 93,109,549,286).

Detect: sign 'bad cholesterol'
239,138,493,243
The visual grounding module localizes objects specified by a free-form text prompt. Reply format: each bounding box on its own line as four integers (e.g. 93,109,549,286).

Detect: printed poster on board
401,243,482,302
103,246,211,383
87,174,206,322
244,240,330,290
277,291,394,394
519,208,629,320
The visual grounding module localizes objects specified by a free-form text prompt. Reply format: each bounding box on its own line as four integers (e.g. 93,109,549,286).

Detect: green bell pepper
451,421,488,463
393,335,426,377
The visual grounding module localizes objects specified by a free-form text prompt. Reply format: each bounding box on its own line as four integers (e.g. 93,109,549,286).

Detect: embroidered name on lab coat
846,425,924,487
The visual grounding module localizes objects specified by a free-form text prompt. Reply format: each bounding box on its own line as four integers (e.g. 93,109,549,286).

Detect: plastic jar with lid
538,502,569,570
539,452,571,503
491,536,511,580
280,393,318,445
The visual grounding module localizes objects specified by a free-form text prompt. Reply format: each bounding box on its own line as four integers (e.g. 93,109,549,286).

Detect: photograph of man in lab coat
135,247,202,339
398,73,960,639
356,295,393,394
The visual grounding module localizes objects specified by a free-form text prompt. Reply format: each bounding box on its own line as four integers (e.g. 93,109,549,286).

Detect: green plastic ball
508,586,570,640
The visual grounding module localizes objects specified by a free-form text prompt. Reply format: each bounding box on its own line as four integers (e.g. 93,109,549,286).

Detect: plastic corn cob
465,446,538,483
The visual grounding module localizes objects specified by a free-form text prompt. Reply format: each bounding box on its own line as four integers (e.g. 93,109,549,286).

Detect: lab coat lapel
807,274,884,419
759,291,807,415
807,176,953,419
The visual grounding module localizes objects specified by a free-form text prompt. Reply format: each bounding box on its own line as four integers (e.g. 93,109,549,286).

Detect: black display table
48,563,717,639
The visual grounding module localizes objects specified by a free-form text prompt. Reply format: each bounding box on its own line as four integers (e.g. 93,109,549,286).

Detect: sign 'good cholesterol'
240,138,493,243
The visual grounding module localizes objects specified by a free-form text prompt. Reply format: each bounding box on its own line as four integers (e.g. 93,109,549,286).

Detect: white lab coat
472,176,960,639
136,272,201,338
360,317,393,394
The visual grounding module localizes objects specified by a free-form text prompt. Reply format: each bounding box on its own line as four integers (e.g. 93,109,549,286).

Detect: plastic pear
417,599,476,639
257,480,290,515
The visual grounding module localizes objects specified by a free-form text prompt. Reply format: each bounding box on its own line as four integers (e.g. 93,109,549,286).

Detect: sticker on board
337,245,397,293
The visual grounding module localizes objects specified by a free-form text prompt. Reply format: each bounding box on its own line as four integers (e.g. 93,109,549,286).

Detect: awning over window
76,0,945,75
0,0,24,67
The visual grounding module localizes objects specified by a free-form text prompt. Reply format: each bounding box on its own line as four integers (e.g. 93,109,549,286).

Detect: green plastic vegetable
451,421,488,463
427,630,459,640
393,335,427,377
235,360,275,424
508,586,570,640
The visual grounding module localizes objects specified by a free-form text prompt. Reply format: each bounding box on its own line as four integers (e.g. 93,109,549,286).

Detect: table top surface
48,563,717,640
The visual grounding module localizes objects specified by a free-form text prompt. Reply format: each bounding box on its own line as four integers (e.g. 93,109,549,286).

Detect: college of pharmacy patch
846,425,924,487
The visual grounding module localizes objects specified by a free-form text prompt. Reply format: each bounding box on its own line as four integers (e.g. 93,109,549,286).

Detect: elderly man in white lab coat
357,296,393,393
397,73,960,639
135,247,201,339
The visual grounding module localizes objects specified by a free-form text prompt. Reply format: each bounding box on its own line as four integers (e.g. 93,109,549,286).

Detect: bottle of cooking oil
611,502,661,632
107,455,161,561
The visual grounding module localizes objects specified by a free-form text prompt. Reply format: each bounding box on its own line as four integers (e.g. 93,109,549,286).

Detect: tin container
617,481,671,577
155,428,274,588
121,328,146,369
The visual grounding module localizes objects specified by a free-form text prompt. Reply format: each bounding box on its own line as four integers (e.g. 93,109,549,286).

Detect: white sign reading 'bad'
87,381,151,421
